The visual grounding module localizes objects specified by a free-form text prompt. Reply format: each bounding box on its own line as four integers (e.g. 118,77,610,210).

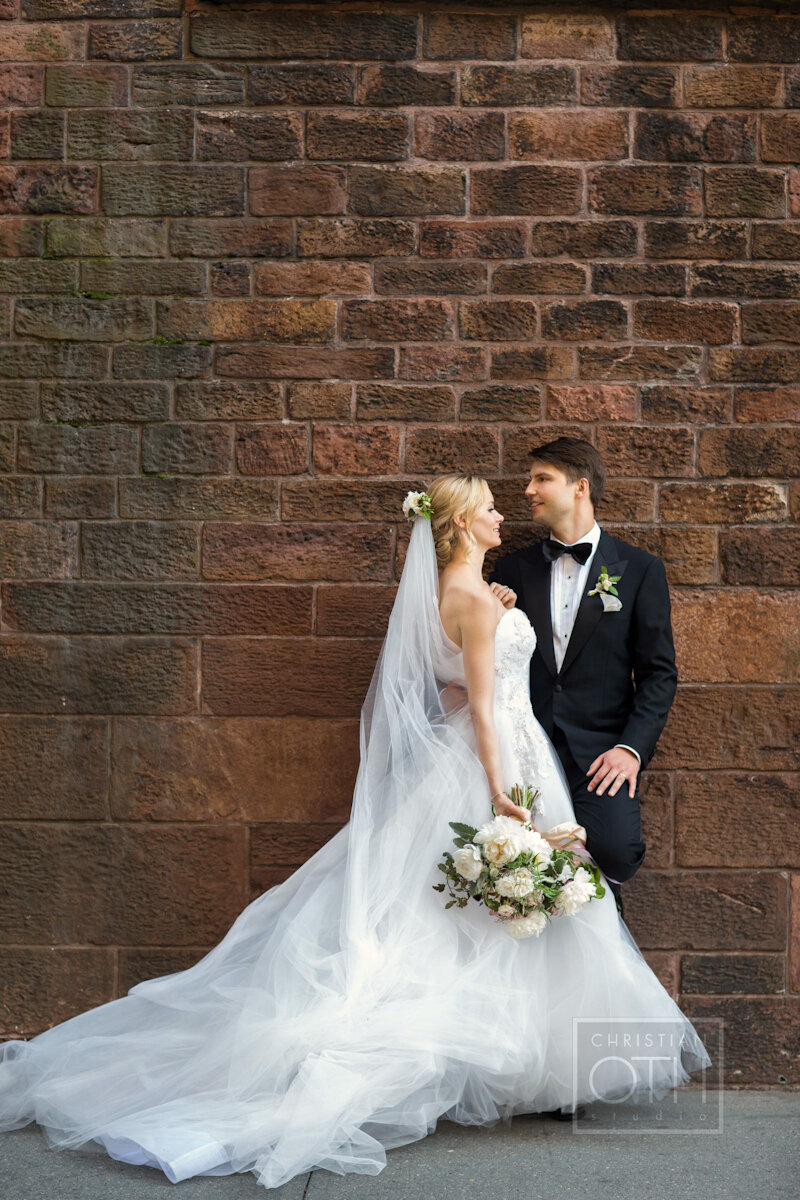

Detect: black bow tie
542,539,593,566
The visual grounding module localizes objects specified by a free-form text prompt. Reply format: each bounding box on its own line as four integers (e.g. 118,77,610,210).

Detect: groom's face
524,461,580,529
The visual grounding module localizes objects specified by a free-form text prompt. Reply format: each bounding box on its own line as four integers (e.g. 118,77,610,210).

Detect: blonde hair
426,474,492,571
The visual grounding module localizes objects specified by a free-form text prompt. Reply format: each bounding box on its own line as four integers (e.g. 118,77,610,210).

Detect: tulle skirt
0,714,712,1190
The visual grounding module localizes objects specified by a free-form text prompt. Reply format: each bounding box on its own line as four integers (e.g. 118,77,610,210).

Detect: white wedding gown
0,605,711,1190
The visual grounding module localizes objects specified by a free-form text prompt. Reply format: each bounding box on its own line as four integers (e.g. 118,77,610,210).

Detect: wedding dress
0,516,711,1190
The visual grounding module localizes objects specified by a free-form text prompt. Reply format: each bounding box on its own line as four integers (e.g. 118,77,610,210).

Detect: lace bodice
435,606,557,789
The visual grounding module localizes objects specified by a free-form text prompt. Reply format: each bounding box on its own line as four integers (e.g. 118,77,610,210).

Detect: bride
0,473,711,1190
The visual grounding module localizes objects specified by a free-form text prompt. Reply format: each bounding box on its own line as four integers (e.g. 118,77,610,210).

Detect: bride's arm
459,592,529,822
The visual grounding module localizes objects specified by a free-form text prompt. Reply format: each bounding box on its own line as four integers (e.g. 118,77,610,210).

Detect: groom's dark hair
528,437,606,508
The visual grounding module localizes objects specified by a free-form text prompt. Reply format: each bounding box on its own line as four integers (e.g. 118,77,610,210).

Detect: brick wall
0,1,797,1085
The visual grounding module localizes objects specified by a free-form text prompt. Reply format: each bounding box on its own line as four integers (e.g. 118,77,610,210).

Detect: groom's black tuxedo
489,528,677,911
489,530,678,775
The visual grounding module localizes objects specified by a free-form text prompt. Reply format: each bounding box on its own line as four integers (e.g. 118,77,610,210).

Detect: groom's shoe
545,1106,586,1121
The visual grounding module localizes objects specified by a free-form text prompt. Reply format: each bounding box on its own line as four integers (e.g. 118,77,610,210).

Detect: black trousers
550,724,646,918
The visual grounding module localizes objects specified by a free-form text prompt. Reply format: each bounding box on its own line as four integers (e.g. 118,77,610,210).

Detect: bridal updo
426,474,491,571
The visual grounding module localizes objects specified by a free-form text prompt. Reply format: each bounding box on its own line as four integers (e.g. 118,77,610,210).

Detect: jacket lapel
518,548,557,678
559,530,628,679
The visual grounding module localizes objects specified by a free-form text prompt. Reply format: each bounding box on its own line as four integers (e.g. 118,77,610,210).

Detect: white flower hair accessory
402,490,433,520
588,565,623,612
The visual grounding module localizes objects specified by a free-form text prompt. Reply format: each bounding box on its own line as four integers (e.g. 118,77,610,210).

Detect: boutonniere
588,565,623,612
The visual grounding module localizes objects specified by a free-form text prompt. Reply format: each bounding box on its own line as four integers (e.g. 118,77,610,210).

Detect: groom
489,437,678,921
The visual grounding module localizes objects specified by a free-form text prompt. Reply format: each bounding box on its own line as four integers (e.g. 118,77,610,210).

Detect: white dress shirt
548,521,641,768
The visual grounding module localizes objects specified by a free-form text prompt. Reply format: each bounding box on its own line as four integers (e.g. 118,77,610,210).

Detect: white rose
517,826,554,866
497,903,515,917
452,844,483,882
555,867,595,916
402,490,424,518
474,815,529,867
495,867,537,899
600,593,622,612
505,910,548,939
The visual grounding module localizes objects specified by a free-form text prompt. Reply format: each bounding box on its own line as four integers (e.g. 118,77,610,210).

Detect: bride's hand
489,583,517,611
492,792,530,823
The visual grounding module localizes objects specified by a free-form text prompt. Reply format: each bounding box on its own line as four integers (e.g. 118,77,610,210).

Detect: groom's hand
489,582,517,610
586,748,640,799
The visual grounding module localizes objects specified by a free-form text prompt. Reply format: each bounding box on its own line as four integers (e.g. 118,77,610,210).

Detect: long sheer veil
0,510,513,1188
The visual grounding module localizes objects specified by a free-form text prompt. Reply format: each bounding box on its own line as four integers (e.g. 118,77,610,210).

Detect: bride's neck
447,550,486,578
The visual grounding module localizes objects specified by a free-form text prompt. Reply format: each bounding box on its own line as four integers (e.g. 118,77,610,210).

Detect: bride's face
464,491,504,550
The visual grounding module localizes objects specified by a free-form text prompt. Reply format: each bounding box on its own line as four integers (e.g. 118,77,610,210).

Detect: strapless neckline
439,605,519,655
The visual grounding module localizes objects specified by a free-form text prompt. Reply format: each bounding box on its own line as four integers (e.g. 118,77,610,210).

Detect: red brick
675,772,799,867
588,166,702,216
581,345,702,381
493,262,586,295
313,424,400,474
634,111,756,163
598,425,695,477
157,299,335,343
349,165,465,217
202,637,381,717
742,303,800,345
316,584,397,637
720,526,800,586
374,261,486,296
235,424,309,475
659,483,786,524
423,12,516,60
0,823,248,945
672,590,800,683
252,165,348,216
0,949,114,1040
680,996,800,1086
0,636,196,714
735,387,800,422
792,875,800,993
491,345,574,381
683,64,782,108
405,426,499,474
681,954,784,995
216,346,394,381
698,427,800,477
0,715,108,820
462,64,575,108
419,220,527,260
459,385,540,423
472,166,581,216
281,481,415,523
297,217,415,259
254,261,369,296
0,521,77,579
120,477,278,521
0,165,97,214
176,381,282,422
705,168,786,218
624,870,787,950
641,385,731,424
111,716,358,823
547,385,636,422
202,523,393,582
288,381,351,420
415,111,504,161
634,300,736,344
606,524,718,585
357,64,454,107
342,299,453,342
460,299,537,341
658,686,800,771
307,111,408,162
638,771,673,869
617,15,724,62
591,261,685,296
520,13,613,59
398,345,488,383
541,299,626,341
509,111,627,161
709,347,800,384
0,65,44,107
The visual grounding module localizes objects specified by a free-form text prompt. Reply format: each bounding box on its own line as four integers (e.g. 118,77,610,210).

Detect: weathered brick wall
0,1,797,1084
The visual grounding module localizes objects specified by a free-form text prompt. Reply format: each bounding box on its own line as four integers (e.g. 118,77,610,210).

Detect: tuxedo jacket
489,530,678,774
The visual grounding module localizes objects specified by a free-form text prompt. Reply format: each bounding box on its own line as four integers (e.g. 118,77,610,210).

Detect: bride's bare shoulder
439,569,500,639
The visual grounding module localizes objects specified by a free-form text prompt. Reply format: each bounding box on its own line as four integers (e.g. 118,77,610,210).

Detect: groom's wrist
614,743,641,766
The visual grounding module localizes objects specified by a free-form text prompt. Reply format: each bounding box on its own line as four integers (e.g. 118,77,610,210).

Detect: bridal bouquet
433,784,605,938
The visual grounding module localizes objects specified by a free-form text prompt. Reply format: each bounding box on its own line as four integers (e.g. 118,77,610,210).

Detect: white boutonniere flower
588,565,623,612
